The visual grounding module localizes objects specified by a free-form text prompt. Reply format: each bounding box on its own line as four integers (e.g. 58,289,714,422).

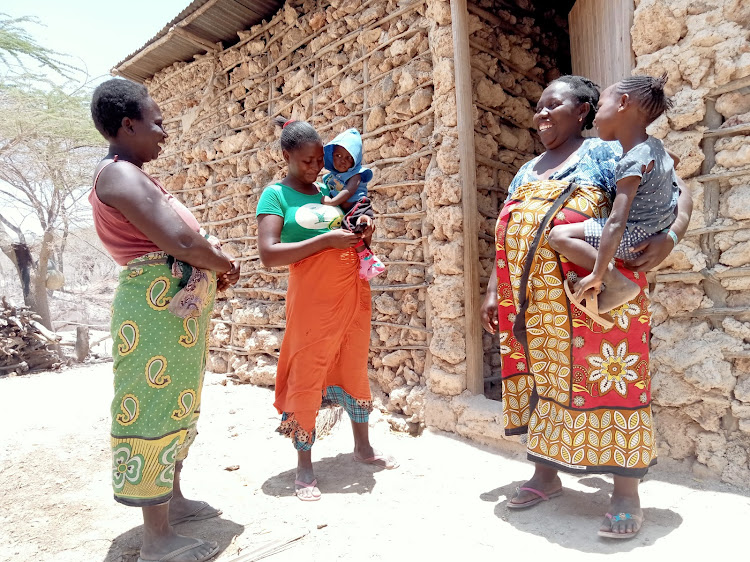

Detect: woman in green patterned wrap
90,79,240,562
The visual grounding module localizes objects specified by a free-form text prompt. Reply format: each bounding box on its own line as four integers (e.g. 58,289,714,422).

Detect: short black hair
273,116,321,152
91,78,150,139
616,74,672,124
551,75,600,130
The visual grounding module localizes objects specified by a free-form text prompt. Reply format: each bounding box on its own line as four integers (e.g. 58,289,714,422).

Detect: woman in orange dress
256,119,398,501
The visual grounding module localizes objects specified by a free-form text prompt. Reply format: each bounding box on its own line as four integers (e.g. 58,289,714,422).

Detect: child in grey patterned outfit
549,74,680,319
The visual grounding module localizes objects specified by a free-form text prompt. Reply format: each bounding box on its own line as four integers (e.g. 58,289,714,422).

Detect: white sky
4,0,193,84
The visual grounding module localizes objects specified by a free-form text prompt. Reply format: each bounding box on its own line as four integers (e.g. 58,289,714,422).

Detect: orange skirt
274,248,372,442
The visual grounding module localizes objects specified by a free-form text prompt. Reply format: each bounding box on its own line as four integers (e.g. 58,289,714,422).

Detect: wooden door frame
569,0,635,90
451,0,483,395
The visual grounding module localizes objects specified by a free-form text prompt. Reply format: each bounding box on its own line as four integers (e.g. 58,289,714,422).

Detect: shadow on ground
103,517,244,562
480,476,683,553
261,452,385,499
431,428,750,498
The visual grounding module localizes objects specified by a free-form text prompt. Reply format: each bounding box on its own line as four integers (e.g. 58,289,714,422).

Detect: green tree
0,13,101,328
0,12,77,80
0,83,103,328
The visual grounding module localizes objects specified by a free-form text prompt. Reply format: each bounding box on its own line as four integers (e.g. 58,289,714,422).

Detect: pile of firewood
0,297,63,376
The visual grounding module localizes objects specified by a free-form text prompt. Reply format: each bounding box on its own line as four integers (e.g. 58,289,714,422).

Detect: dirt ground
2,364,748,562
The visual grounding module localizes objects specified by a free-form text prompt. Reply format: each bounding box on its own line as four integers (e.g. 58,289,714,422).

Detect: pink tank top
89,157,201,265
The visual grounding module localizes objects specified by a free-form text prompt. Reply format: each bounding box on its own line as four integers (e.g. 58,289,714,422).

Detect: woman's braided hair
551,75,600,130
616,73,672,124
274,116,321,151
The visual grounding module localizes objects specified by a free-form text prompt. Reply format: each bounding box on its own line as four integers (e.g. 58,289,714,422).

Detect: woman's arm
257,214,363,267
97,165,232,272
480,268,499,334
624,176,694,271
321,174,361,206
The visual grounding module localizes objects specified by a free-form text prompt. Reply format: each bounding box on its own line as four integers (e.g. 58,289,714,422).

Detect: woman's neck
282,174,318,195
106,144,143,168
534,134,586,179
545,134,586,160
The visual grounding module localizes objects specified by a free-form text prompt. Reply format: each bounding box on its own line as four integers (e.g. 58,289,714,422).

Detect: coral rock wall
632,0,750,486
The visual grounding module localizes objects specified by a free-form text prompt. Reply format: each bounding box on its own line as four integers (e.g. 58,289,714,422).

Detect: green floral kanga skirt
109,252,215,507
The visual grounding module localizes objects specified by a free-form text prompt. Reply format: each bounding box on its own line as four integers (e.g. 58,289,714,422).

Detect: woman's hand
217,259,240,291
481,269,499,334
324,229,363,249
623,231,673,271
480,292,499,334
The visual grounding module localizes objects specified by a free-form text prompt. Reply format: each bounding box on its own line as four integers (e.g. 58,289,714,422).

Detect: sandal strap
518,486,550,500
295,479,318,488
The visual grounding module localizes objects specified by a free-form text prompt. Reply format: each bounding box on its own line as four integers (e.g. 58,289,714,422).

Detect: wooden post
451,0,483,395
75,325,90,362
699,99,727,328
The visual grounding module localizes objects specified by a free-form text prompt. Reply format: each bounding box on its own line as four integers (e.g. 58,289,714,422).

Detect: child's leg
548,223,596,270
549,220,640,313
345,204,385,280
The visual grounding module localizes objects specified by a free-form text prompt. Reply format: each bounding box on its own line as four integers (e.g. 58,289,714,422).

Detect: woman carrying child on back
320,127,385,280
256,119,397,502
549,74,679,327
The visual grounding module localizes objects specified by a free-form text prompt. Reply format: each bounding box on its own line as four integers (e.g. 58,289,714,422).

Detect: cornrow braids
551,75,600,130
616,74,672,124
273,116,321,152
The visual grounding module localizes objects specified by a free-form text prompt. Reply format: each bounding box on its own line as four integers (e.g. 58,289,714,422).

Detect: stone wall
631,0,750,485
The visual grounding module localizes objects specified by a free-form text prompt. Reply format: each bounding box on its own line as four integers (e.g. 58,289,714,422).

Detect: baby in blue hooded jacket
321,128,385,280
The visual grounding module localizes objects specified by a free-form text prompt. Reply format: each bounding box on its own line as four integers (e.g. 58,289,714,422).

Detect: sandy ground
1,364,748,562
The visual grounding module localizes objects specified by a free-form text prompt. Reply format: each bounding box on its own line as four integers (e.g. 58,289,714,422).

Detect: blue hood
323,128,373,184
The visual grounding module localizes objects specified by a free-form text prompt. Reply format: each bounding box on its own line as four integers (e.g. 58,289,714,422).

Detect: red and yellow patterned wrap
496,180,656,477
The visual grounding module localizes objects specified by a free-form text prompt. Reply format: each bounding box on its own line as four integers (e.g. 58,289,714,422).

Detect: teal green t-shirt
256,182,344,243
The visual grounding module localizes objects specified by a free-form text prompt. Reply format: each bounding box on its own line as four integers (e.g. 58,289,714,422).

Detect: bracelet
667,230,679,247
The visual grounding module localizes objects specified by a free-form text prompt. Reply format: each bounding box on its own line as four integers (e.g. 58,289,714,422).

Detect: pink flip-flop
507,486,563,509
354,453,400,469
295,479,322,502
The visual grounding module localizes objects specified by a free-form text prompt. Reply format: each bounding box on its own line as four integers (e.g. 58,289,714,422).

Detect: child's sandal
564,280,615,329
